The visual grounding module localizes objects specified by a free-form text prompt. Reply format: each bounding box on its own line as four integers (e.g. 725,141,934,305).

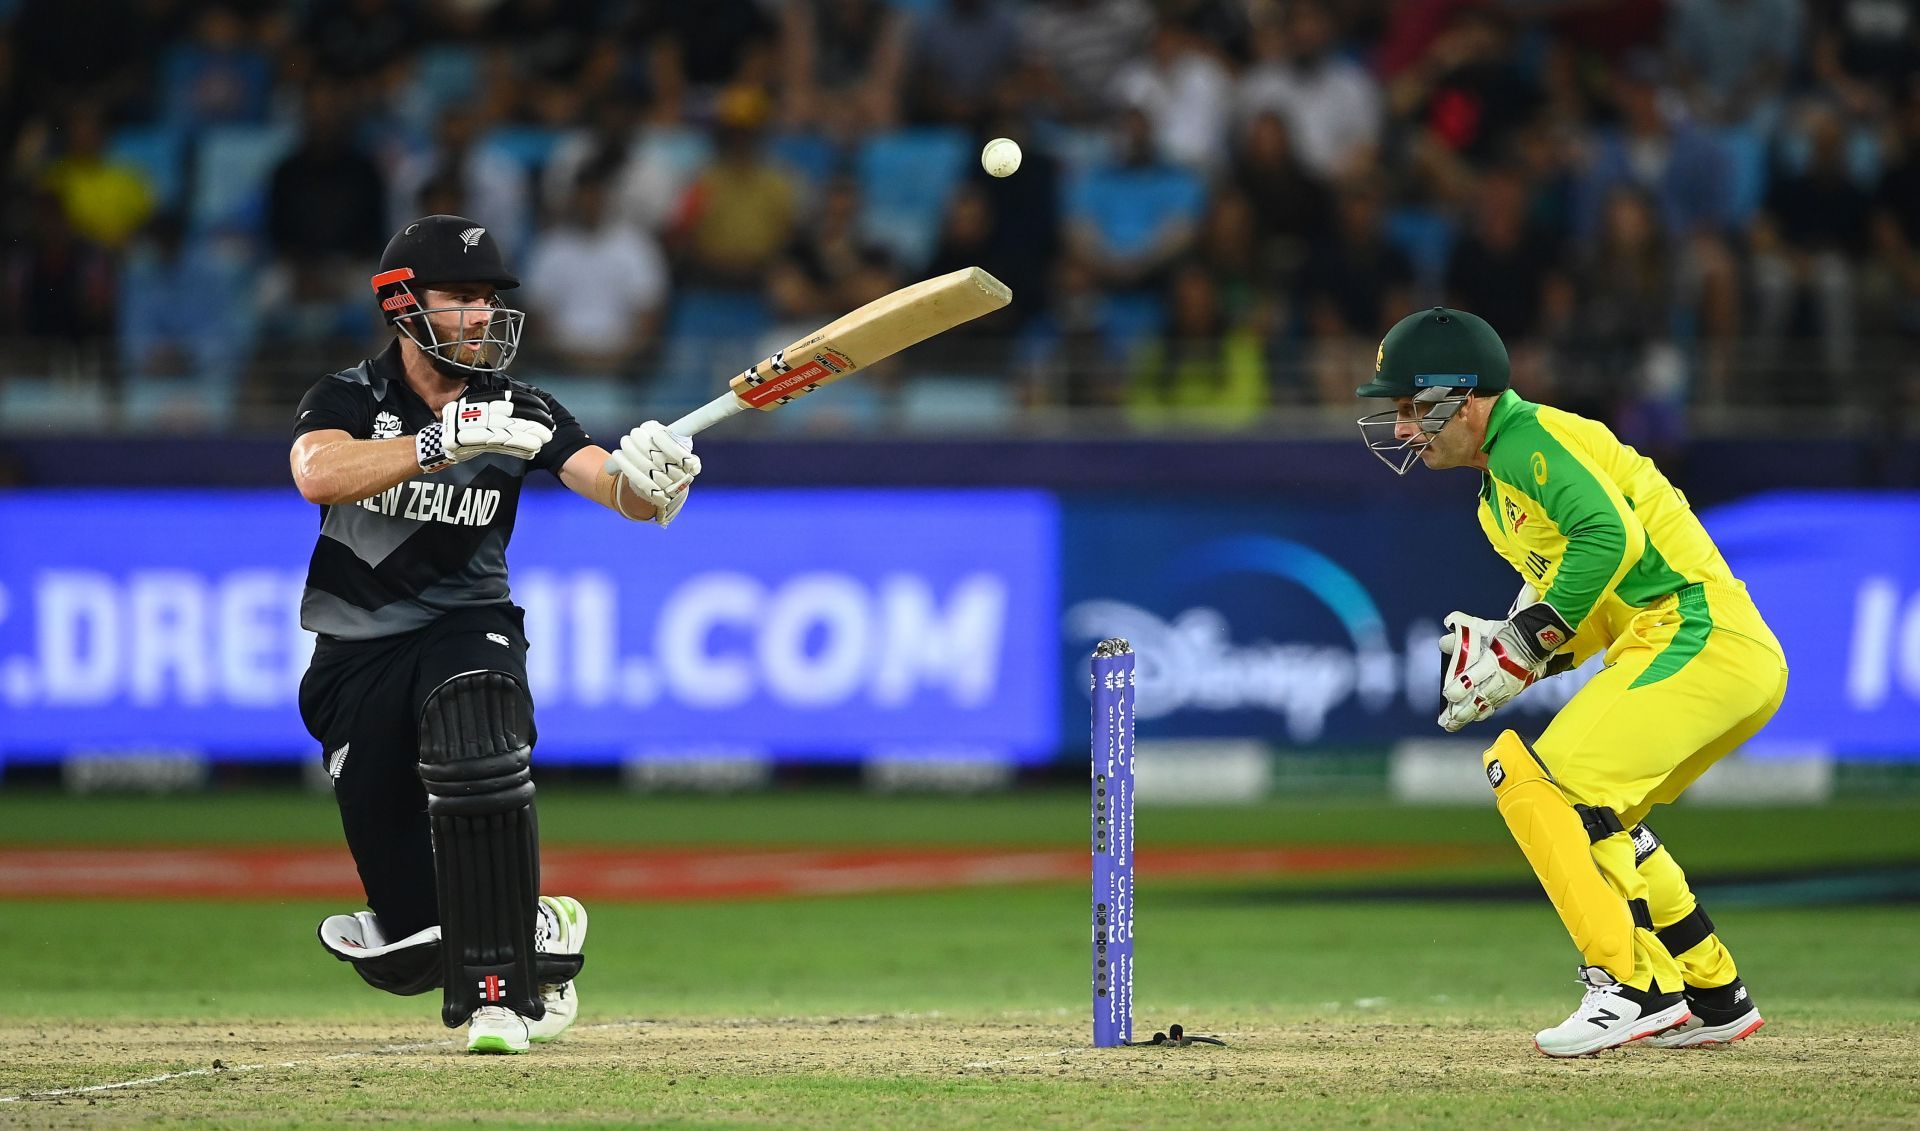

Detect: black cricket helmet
1354,306,1510,474
371,215,525,380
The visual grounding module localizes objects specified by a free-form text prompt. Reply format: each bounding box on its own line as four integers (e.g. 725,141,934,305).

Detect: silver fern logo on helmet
458,227,485,250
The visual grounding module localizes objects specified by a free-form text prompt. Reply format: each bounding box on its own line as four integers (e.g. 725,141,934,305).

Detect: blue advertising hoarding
0,488,1060,762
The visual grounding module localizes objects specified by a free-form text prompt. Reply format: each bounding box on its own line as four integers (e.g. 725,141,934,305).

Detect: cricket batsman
291,215,703,1052
1357,307,1788,1057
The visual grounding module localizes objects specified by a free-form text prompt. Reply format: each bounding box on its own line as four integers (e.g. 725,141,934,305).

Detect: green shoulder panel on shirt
1485,402,1631,627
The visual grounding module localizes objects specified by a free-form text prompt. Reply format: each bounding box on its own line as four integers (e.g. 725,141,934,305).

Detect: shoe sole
467,1036,528,1055
1534,1006,1693,1058
1646,1012,1764,1049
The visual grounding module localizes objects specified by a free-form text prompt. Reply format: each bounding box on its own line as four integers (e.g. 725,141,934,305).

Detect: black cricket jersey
293,342,591,640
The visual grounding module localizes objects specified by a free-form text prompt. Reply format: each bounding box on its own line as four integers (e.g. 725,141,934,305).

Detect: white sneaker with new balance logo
528,895,588,1044
1645,979,1764,1048
1533,966,1692,1057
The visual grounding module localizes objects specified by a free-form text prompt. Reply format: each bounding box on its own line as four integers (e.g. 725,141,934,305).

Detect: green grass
2,791,1917,1127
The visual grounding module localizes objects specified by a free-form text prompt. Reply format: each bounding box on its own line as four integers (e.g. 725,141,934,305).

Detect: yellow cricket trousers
1533,582,1789,992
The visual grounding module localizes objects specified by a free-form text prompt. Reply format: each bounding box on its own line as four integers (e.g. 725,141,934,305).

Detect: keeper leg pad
1482,730,1636,980
419,670,545,1028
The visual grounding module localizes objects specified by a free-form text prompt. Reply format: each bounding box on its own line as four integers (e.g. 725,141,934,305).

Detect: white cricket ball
981,137,1022,178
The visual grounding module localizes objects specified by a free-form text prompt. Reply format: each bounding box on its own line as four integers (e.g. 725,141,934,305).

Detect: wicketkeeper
1357,307,1788,1057
291,215,705,1052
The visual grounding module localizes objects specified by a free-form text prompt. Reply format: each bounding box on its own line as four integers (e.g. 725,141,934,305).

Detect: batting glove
604,420,701,527
417,389,555,470
1437,601,1575,731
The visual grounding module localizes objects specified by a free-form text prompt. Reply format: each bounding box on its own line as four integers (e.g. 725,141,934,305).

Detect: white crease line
0,1038,454,1104
0,1013,951,1103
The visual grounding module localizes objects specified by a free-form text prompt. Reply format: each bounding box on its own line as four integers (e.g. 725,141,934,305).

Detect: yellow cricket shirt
1474,390,1752,661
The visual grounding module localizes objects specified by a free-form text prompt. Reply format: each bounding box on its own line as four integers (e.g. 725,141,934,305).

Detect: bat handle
668,391,748,438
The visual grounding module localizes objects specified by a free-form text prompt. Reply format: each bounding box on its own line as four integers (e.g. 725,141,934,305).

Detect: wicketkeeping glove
604,420,701,527
417,389,556,471
1436,601,1575,731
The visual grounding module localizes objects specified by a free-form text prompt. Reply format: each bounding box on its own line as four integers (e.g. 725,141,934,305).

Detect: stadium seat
653,289,774,416
1063,166,1207,260
1384,206,1457,294
189,124,297,235
519,375,632,437
1100,290,1168,355
1716,125,1767,226
108,125,187,210
856,128,970,270
898,375,1015,431
482,125,562,177
766,131,841,191
0,375,112,431
121,373,238,430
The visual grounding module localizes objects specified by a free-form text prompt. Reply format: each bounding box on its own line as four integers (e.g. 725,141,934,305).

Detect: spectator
1114,17,1235,173
1017,256,1123,409
387,105,531,257
924,183,1013,373
521,161,669,376
118,212,252,393
1301,177,1414,404
159,3,274,128
789,175,886,296
1129,260,1267,428
1558,188,1675,421
267,82,387,266
37,104,155,250
1020,0,1155,122
905,0,1022,127
1873,80,1920,352
1388,5,1542,170
1444,167,1573,367
967,114,1063,323
1666,0,1803,129
1752,106,1874,398
782,0,910,139
1238,0,1382,181
1064,107,1202,292
300,0,418,89
631,0,782,123
489,0,622,127
3,190,115,346
1572,58,1733,244
668,85,798,289
1193,186,1273,331
1230,110,1333,297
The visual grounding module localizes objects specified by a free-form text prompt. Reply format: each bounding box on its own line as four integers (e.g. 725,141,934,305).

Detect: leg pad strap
1657,905,1717,957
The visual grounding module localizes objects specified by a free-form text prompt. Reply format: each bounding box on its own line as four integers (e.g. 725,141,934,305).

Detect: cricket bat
665,266,1012,437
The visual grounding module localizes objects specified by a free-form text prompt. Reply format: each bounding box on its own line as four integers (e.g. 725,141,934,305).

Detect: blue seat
1064,166,1207,259
1716,125,1767,226
519,375,633,435
1383,206,1457,293
108,125,187,210
898,375,1015,431
190,124,297,235
1101,290,1167,355
0,376,112,430
856,128,970,269
482,125,562,176
653,289,774,415
766,131,841,189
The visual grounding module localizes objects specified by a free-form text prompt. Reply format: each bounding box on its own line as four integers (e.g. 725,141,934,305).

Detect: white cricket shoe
466,1005,531,1054
1644,979,1764,1048
528,895,588,1044
1533,966,1692,1058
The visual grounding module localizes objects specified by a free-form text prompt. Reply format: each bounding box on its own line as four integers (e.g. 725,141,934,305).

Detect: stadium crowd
1,0,1917,439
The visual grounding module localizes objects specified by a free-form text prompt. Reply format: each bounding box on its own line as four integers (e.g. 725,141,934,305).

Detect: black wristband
416,423,454,472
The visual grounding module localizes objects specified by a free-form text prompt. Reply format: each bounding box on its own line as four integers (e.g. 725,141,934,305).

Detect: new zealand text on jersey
356,480,503,526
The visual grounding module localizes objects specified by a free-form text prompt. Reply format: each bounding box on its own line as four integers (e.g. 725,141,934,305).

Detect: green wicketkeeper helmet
1355,307,1510,474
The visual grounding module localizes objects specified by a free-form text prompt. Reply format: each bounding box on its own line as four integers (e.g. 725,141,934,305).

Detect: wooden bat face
726,267,1011,412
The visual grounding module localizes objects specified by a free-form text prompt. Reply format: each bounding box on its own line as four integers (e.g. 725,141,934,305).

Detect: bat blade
667,266,1010,436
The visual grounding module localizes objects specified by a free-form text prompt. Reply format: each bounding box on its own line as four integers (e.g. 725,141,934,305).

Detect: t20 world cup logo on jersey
372,411,404,439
